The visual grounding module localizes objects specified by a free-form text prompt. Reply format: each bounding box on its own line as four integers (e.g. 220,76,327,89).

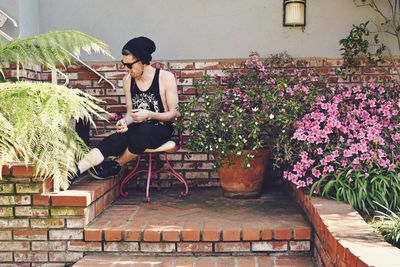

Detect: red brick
14,251,48,262
42,178,53,192
13,230,47,240
177,242,212,252
162,229,180,241
51,195,89,207
84,229,102,241
140,242,175,253
0,218,29,228
104,242,139,252
252,241,288,252
215,242,250,252
236,256,256,266
79,72,100,80
169,62,194,70
345,249,358,267
182,222,200,241
124,230,142,241
274,228,291,240
356,258,369,267
242,228,260,241
0,231,12,240
275,255,315,267
261,229,273,240
257,256,274,266
289,241,311,251
196,257,216,267
31,241,66,251
325,229,337,260
67,241,102,252
202,222,220,241
0,252,12,262
143,229,161,242
202,229,220,241
0,184,13,194
15,195,31,205
336,241,347,265
48,251,83,262
49,229,83,240
33,194,50,206
315,235,333,267
294,227,311,240
15,183,41,194
31,218,64,229
174,257,196,266
15,206,49,217
222,229,241,241
105,230,122,241
0,241,30,251
180,70,205,78
12,165,35,177
1,166,10,176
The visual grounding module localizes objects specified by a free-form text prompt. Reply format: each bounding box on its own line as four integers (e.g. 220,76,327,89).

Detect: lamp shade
284,0,306,27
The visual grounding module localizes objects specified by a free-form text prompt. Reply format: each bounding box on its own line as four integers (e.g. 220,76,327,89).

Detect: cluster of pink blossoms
284,83,400,188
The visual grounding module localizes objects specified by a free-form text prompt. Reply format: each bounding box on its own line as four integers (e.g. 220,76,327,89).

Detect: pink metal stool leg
145,153,153,202
119,156,141,197
164,152,188,196
120,150,189,202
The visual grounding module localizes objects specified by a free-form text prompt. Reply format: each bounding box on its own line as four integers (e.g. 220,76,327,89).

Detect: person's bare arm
131,71,178,123
116,74,133,132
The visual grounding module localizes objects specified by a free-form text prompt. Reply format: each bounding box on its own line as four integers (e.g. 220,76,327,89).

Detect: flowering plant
178,53,323,169
284,82,400,213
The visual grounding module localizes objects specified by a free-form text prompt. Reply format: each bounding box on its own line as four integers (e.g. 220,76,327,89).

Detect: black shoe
88,160,121,180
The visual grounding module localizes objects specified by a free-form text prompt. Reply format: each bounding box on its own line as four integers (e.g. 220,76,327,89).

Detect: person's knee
128,143,145,154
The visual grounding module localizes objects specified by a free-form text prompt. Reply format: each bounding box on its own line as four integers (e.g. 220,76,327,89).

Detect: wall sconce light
283,0,306,27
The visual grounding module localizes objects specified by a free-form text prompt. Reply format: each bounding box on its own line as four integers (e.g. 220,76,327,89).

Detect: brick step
80,188,311,254
31,173,123,227
73,254,315,267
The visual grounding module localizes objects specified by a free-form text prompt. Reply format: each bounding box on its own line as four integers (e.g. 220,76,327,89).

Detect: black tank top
131,69,171,126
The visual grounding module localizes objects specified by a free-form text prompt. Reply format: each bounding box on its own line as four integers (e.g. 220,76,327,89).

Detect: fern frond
0,81,108,185
0,30,113,70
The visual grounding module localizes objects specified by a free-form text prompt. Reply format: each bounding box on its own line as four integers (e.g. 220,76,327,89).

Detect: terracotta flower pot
215,149,270,199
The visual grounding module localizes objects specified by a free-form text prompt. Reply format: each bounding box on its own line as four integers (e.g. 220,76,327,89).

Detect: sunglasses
120,59,140,69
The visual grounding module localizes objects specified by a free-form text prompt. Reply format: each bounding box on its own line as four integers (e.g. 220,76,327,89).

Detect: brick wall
285,182,400,266
4,58,399,188
0,164,121,264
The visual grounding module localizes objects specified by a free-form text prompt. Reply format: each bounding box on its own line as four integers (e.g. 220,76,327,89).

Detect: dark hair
121,49,132,56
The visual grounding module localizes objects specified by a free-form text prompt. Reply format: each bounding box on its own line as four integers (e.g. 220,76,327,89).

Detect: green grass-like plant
372,202,400,247
311,163,400,215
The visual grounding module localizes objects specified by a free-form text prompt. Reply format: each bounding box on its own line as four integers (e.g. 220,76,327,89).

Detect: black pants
97,122,173,158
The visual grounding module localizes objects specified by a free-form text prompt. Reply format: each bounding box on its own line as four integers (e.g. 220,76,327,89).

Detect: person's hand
131,109,150,123
116,118,128,133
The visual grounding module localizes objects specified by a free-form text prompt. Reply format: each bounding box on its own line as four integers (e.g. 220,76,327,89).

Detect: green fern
0,30,113,71
0,82,107,187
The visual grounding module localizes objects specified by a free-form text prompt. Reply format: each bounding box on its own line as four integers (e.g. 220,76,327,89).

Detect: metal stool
119,139,188,202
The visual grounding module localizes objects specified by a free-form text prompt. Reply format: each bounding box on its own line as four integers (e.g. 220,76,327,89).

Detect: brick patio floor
85,187,311,244
74,187,315,266
73,254,315,266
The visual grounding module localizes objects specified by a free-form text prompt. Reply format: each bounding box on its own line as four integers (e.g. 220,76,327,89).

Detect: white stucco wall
1,0,398,61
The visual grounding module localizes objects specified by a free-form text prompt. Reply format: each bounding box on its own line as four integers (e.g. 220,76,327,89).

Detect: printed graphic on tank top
131,68,170,126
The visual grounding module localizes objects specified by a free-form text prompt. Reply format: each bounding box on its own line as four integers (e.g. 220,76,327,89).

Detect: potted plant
178,53,323,198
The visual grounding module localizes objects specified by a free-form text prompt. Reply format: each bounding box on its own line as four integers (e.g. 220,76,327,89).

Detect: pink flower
312,168,321,178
